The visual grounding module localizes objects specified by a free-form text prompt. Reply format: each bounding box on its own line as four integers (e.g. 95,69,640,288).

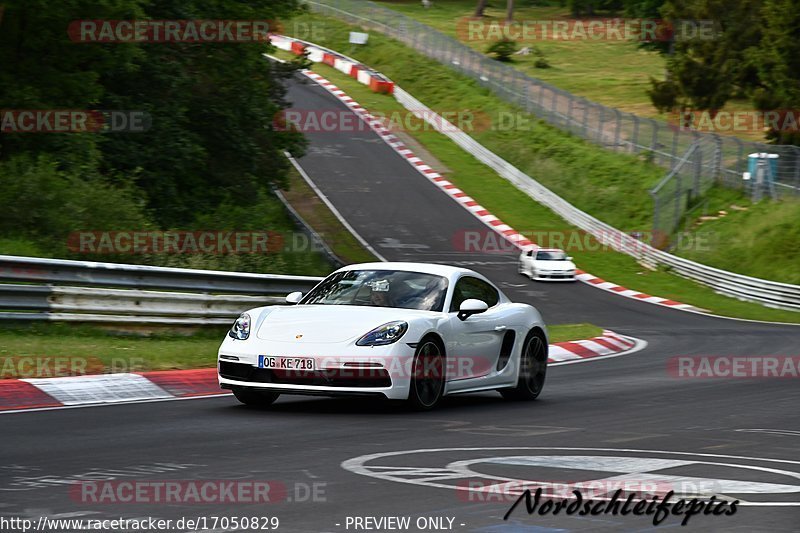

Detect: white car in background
218,262,548,410
519,248,577,281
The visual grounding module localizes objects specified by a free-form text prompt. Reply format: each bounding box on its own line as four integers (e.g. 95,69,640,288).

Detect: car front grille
219,361,392,388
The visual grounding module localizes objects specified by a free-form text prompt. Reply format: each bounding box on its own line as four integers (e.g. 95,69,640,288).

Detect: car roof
335,262,475,277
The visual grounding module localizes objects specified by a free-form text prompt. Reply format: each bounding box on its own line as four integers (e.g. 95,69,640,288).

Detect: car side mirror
458,299,488,321
285,291,303,304
567,256,573,261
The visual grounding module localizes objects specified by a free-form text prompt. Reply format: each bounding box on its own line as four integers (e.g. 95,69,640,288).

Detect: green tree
0,0,306,229
747,0,800,144
0,0,144,170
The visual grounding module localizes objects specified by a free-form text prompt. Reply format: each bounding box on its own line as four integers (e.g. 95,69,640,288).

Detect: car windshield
536,251,568,261
301,270,448,311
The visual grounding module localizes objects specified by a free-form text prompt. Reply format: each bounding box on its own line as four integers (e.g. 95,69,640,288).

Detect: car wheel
407,339,445,411
500,329,547,401
232,387,280,407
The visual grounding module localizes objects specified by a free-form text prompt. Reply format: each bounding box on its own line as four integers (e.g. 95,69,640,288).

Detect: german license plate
258,356,315,371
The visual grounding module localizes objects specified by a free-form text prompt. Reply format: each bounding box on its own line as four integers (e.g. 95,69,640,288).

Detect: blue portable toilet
747,153,779,182
745,153,779,200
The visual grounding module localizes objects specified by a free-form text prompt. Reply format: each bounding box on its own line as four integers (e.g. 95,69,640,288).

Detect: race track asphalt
1,74,798,533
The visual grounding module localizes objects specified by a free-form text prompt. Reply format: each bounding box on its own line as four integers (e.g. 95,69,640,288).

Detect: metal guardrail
0,255,324,324
304,0,800,196
391,88,800,311
272,19,800,312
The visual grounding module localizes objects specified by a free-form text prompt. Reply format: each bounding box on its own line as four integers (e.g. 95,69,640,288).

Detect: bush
647,77,680,113
0,155,154,252
486,38,518,62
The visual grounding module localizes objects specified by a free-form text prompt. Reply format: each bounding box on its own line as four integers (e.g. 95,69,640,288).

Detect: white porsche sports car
519,248,577,281
218,262,548,410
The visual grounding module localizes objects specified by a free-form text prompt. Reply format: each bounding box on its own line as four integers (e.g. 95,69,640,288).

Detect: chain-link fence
650,138,720,241
305,0,800,216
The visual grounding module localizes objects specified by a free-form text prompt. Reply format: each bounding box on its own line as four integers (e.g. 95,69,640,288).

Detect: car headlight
356,321,408,346
228,312,251,340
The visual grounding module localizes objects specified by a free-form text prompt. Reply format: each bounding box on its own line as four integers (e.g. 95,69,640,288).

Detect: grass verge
0,321,606,377
279,26,799,322
281,157,377,265
547,323,604,343
0,323,225,376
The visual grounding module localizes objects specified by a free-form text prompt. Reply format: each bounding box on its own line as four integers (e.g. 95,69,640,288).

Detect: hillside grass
676,196,800,285
373,0,764,141
279,22,799,322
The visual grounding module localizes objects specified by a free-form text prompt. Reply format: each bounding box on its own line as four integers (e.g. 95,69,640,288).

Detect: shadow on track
210,393,555,417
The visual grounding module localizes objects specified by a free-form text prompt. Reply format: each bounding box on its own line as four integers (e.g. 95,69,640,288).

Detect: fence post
613,109,622,151
551,89,559,127
670,128,679,170
673,172,683,232
793,146,800,191
651,120,660,162
538,85,547,119
595,105,605,143
582,98,590,138
651,191,660,239
567,95,575,134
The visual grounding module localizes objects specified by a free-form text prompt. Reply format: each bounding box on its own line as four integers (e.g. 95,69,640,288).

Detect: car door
444,276,507,386
523,249,534,274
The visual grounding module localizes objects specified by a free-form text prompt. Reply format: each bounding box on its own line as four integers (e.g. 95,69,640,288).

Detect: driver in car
369,279,391,307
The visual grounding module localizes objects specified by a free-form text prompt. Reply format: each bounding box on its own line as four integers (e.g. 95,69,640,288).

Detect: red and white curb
270,34,394,94
298,64,703,314
0,333,643,413
0,369,226,413
575,271,696,310
549,330,646,366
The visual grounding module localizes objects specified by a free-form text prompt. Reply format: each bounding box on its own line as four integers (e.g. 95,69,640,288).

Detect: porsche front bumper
217,338,417,400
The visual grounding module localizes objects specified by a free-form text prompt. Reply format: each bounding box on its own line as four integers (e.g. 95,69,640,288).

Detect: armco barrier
303,0,800,195
391,88,800,311
0,255,323,324
273,33,800,312
270,33,395,95
389,88,800,311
